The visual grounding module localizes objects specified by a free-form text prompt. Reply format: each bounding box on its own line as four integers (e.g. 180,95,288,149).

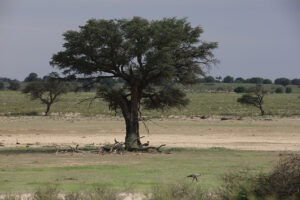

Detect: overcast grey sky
0,0,299,81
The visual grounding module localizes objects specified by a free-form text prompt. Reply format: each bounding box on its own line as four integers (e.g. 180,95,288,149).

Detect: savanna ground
0,88,300,195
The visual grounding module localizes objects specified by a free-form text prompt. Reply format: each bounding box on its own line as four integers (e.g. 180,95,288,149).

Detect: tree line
201,75,300,86
1,73,299,92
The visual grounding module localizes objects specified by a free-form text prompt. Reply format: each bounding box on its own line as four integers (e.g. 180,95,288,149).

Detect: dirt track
0,116,299,151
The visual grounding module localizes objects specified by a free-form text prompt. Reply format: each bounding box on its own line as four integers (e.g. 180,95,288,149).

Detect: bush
248,77,263,84
263,79,272,84
223,76,234,83
234,86,246,93
33,186,61,200
275,87,284,93
219,154,300,200
285,87,292,93
234,77,245,83
8,80,20,91
275,78,290,87
204,76,215,83
0,81,4,90
150,182,209,200
291,79,300,85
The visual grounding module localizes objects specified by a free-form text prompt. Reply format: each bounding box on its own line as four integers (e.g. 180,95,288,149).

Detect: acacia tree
22,73,67,116
50,17,218,150
237,85,268,116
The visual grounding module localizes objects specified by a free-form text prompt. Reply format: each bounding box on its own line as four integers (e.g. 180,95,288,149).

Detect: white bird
187,174,201,181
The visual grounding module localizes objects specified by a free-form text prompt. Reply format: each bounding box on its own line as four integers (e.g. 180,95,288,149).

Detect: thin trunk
259,105,264,116
45,103,51,116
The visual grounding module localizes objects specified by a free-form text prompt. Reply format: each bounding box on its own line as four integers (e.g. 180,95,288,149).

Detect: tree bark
45,103,51,116
259,105,265,116
124,86,141,150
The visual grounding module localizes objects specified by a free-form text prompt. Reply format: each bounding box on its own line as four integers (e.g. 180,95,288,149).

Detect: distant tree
263,79,272,84
223,76,234,83
234,77,245,83
234,86,246,93
50,17,218,150
0,77,11,82
274,78,290,87
0,81,4,90
215,76,222,82
42,75,50,81
204,76,215,83
237,85,268,116
248,77,263,84
8,80,20,91
24,72,40,82
22,73,67,116
291,79,300,85
275,87,284,94
100,78,116,87
285,87,292,94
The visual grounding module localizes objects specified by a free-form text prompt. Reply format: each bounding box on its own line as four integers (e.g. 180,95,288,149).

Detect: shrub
235,77,245,83
204,76,215,83
223,76,234,83
248,77,263,84
275,78,290,87
33,186,61,200
219,154,300,200
275,87,284,93
291,79,300,85
234,86,246,93
150,182,209,200
8,80,20,91
262,79,272,84
285,87,292,93
0,81,4,90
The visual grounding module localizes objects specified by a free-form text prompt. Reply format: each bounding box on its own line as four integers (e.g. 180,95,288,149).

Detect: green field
0,148,278,193
1,89,299,117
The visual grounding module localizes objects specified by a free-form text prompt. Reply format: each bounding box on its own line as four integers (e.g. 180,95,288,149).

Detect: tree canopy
23,73,67,116
274,78,290,87
24,72,40,82
50,17,218,149
237,85,268,116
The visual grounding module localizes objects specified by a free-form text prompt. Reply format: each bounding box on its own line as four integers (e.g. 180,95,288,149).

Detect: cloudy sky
0,0,299,81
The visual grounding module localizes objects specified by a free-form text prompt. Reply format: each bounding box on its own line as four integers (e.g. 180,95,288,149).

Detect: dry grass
0,117,299,151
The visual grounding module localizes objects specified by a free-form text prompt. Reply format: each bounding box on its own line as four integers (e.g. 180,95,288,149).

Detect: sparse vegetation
219,154,300,200
237,85,268,116
275,87,284,94
22,73,67,116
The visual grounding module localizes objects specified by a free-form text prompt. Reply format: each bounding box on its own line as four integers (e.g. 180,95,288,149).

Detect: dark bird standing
187,173,201,181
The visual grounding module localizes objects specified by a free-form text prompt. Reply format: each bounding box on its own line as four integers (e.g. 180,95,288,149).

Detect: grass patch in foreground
3,153,300,200
0,148,279,193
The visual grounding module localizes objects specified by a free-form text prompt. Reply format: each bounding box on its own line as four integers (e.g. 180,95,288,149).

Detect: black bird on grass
187,173,201,181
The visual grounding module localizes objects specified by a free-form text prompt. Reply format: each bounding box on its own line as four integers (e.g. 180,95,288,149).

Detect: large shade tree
50,17,218,150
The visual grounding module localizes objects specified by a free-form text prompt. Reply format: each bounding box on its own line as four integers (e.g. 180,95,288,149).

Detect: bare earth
0,116,300,151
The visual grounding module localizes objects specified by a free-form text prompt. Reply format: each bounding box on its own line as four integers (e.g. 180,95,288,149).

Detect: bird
187,173,201,181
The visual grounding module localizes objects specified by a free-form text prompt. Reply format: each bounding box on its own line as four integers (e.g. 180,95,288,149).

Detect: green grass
1,90,300,117
0,148,279,193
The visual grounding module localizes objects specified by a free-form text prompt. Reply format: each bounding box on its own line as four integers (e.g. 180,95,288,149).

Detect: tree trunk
45,103,51,116
259,105,264,116
124,86,141,150
125,118,141,150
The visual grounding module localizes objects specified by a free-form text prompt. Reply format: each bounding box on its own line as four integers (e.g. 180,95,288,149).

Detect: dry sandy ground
0,116,299,151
